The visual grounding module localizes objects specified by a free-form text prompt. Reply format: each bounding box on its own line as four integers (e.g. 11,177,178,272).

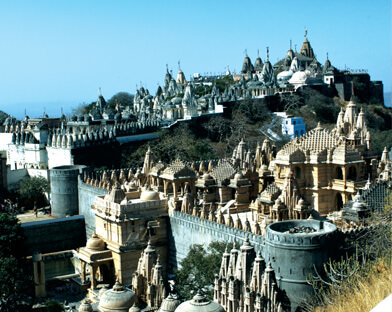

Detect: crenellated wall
78,179,108,237
264,220,338,310
168,210,264,271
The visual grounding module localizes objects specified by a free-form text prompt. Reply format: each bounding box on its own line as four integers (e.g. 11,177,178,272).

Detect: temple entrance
336,193,343,210
98,264,114,286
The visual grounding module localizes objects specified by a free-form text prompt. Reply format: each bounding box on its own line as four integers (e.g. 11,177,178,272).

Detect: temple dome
288,71,308,85
140,189,160,201
79,299,94,312
174,291,224,312
86,233,105,251
159,294,182,312
98,281,136,312
277,70,293,81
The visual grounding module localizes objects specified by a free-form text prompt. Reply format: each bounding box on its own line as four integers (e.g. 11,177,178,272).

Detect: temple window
335,167,343,179
348,166,357,180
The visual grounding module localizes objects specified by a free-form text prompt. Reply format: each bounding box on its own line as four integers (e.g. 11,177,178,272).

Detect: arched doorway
336,193,343,210
335,167,343,179
295,167,301,179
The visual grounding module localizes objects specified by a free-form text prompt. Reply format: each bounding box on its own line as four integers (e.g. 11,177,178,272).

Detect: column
172,181,178,200
33,253,46,297
81,261,86,284
90,265,97,289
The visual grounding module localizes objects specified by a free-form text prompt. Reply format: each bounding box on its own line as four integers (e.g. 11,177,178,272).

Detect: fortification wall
78,179,108,237
21,216,86,256
264,220,338,310
50,165,85,217
168,210,264,270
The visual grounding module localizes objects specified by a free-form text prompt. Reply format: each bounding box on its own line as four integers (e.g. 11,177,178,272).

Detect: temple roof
160,159,196,180
278,125,341,156
210,160,237,184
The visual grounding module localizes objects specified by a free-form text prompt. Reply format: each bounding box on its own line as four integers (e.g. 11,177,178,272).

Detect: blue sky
0,0,391,118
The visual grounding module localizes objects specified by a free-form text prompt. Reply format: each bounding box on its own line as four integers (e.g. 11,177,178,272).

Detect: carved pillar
163,180,168,196
90,264,97,289
81,261,86,284
172,182,178,200
33,253,46,297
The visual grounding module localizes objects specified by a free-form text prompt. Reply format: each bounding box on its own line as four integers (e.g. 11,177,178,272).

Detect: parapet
266,220,337,247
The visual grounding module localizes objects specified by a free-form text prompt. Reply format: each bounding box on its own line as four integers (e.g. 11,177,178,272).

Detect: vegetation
174,241,226,300
0,213,32,311
18,176,50,209
44,299,64,312
122,124,215,168
305,195,392,312
284,88,391,153
107,92,134,110
72,92,134,116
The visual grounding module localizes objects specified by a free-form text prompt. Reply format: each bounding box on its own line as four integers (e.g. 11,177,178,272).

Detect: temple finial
351,81,355,97
326,52,329,60
305,29,308,38
290,39,292,50
266,46,269,59
178,60,181,70
257,49,259,57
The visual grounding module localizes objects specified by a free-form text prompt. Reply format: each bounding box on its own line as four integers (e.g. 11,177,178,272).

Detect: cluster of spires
214,238,290,312
132,240,166,308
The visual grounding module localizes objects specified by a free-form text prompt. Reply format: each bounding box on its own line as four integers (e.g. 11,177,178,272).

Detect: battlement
266,220,337,248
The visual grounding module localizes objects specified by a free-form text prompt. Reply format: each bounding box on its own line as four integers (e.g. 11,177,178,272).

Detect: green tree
174,241,226,300
107,92,134,110
123,124,215,168
45,299,64,312
19,176,50,209
71,101,96,116
0,213,32,311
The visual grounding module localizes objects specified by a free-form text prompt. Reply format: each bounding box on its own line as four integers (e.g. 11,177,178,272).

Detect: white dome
98,282,136,312
174,291,224,312
277,70,293,81
289,71,308,84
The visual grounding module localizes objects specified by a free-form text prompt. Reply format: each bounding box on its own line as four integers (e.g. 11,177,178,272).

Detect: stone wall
21,216,86,256
264,220,338,310
168,210,264,271
50,165,85,217
78,179,108,237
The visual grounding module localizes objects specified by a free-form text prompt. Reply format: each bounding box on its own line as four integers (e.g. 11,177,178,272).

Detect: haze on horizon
0,0,391,119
